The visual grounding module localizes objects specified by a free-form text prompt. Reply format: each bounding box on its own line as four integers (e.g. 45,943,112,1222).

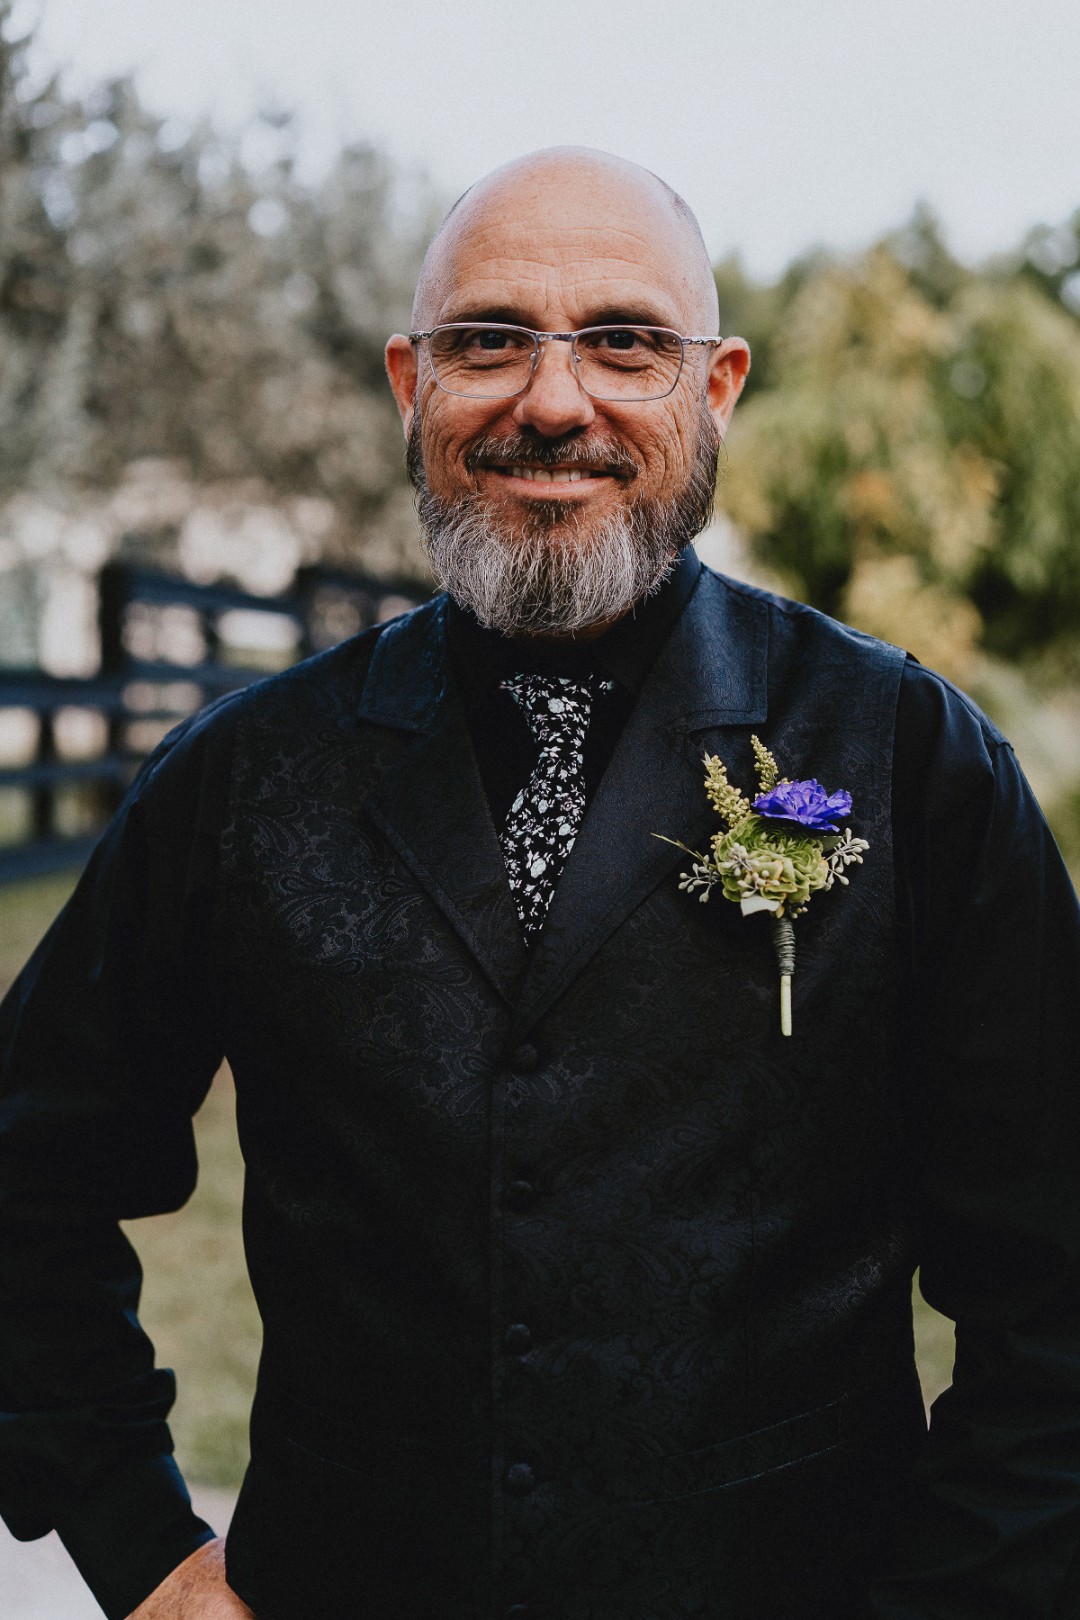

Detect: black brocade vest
218,567,915,1620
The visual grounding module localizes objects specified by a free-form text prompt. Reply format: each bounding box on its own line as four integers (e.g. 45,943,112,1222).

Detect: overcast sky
14,0,1080,278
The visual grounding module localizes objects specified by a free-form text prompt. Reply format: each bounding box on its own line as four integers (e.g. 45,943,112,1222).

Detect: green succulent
711,815,831,917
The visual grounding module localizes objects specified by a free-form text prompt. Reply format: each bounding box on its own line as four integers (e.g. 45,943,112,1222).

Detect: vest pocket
226,1410,491,1620
623,1389,843,1503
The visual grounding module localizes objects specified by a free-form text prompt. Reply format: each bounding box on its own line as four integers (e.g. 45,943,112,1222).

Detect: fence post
97,560,132,819
30,709,56,842
98,560,131,676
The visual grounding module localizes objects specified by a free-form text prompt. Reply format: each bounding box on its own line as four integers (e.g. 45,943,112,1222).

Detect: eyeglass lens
426,325,685,400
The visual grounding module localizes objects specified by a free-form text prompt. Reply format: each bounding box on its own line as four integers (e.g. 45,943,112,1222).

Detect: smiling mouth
463,432,639,489
487,463,614,485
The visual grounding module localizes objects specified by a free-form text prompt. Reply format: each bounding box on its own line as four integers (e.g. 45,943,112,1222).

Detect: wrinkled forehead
415,165,717,334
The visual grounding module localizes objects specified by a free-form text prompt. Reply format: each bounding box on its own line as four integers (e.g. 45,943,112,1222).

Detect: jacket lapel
510,569,770,1038
359,601,527,1005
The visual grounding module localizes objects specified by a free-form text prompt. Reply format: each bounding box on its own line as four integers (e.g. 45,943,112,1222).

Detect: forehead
431,174,706,331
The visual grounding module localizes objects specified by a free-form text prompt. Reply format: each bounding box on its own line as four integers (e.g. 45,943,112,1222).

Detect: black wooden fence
0,560,428,885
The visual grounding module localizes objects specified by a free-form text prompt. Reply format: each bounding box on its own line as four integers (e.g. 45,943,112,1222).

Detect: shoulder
699,563,904,675
700,561,1004,733
898,655,1009,751
895,658,1017,829
128,599,440,806
698,565,1019,821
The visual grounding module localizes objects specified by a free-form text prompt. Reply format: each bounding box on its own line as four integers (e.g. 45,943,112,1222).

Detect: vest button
503,1322,533,1354
504,1179,537,1212
505,1461,536,1495
510,1042,541,1072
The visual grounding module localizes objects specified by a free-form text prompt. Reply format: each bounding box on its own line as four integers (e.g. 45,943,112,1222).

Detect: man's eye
600,329,643,351
465,328,530,353
578,328,663,364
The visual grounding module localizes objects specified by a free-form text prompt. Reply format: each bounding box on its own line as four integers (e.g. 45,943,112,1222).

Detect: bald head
412,147,720,335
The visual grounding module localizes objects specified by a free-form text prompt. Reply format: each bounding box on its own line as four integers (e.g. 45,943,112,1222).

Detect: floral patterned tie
499,673,595,944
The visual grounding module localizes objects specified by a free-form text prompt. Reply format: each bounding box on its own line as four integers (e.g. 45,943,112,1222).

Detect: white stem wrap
772,915,796,1037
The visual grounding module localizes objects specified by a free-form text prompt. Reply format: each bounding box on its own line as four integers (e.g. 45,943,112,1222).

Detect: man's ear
707,337,751,437
385,336,419,436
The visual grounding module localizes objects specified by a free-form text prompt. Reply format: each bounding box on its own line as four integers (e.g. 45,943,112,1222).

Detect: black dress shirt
1,548,1078,1617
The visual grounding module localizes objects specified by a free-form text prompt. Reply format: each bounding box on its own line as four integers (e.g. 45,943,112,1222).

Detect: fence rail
0,559,428,885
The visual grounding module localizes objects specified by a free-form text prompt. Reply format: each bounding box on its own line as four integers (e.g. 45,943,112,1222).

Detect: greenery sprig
657,736,868,1036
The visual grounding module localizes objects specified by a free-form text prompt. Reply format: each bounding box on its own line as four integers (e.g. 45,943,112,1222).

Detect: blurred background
2,0,1078,1595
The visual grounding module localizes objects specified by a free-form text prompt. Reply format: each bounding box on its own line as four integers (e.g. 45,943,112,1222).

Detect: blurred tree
0,1,441,586
714,249,825,400
882,202,966,309
0,3,83,497
1014,210,1080,325
940,278,1080,670
4,0,1080,675
720,218,1080,682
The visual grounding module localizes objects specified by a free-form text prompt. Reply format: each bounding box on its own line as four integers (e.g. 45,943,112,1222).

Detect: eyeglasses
409,322,725,402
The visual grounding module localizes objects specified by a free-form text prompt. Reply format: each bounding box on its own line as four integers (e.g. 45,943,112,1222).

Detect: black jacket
2,564,1080,1619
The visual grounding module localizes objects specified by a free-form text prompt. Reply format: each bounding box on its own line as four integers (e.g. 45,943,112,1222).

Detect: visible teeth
508,465,588,483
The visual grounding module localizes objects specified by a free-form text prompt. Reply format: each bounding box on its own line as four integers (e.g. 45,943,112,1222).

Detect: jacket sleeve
869,667,1080,1617
0,694,242,1619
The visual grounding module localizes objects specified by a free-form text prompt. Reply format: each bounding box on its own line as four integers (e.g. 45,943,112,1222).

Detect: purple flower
752,779,853,833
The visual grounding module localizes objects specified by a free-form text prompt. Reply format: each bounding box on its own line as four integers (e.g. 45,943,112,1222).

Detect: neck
507,604,633,646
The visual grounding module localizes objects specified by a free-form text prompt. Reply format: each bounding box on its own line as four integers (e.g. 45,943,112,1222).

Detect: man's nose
512,337,596,436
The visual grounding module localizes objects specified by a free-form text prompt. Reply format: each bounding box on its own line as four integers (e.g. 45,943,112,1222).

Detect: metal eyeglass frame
408,322,726,402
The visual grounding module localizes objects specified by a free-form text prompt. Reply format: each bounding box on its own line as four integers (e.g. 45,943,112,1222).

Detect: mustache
462,432,640,481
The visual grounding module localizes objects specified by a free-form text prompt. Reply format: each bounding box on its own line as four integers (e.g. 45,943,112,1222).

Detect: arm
870,669,1080,1616
0,698,242,1620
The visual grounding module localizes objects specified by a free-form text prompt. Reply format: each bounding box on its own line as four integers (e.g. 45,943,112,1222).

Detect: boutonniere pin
657,736,869,1037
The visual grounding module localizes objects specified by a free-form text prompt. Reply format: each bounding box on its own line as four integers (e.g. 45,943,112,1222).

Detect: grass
124,1065,262,1488
0,872,80,986
0,872,261,1488
1,872,955,1490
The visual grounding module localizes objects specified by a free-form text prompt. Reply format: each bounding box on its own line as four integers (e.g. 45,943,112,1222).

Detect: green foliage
750,733,781,793
1013,210,1080,318
945,281,1080,659
720,210,1080,679
701,751,752,826
714,248,827,401
125,1067,260,1488
0,874,258,1488
0,871,77,994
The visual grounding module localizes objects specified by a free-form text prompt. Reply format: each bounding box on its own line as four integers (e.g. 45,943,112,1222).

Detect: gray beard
408,415,719,639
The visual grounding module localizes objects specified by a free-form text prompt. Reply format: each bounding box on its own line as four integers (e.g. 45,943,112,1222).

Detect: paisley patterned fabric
498,674,594,943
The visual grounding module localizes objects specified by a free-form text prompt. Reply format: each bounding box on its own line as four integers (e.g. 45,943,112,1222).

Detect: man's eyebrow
579,306,679,329
436,305,680,330
438,306,532,327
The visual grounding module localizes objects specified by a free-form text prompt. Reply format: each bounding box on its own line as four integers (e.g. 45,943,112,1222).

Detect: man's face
386,154,749,635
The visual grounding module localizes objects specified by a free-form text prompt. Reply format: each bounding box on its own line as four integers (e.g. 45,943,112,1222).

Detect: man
1,147,1079,1620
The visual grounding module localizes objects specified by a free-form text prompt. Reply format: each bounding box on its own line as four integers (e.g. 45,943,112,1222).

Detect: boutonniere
657,736,869,1037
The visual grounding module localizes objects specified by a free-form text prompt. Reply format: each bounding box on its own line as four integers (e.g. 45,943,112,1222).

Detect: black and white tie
499,673,594,944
